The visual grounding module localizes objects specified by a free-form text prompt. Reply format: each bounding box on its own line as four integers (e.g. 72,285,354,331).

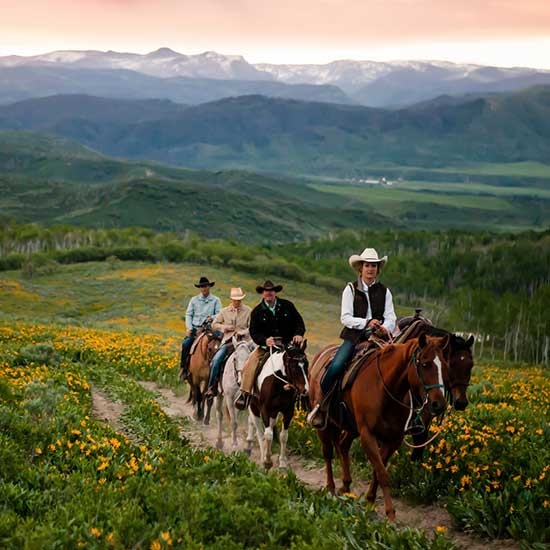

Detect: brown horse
308,334,448,520
188,327,221,423
395,318,474,460
249,341,309,470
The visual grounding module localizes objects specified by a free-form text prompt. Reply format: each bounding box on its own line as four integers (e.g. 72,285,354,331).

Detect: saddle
190,328,221,356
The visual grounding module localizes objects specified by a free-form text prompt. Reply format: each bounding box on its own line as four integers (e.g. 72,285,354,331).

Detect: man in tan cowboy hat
307,248,396,427
179,276,222,381
204,288,252,398
235,280,306,410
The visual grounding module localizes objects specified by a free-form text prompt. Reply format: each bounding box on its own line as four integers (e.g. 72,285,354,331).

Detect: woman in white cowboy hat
205,288,252,397
307,248,396,427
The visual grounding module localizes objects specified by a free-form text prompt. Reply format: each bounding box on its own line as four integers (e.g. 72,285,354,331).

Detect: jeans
321,339,355,393
208,343,229,387
180,329,197,365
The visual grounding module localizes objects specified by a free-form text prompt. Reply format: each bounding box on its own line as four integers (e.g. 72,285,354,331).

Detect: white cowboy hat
348,248,388,270
229,287,246,300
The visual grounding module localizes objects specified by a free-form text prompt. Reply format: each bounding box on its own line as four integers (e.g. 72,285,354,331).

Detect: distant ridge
2,48,550,107
2,87,549,173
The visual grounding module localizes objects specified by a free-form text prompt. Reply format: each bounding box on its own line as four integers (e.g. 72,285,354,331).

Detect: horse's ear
301,339,307,351
466,335,475,348
418,333,427,348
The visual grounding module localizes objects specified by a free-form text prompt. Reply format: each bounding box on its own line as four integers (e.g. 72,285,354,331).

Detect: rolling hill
2,87,550,175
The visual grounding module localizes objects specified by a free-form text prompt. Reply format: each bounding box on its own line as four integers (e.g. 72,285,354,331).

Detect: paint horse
249,341,309,470
188,322,221,423
308,334,448,520
212,333,257,452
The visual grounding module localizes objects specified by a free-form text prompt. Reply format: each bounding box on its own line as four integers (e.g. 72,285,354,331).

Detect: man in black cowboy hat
179,276,222,381
235,280,305,409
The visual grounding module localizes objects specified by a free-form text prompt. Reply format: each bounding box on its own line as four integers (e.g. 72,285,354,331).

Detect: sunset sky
2,0,550,68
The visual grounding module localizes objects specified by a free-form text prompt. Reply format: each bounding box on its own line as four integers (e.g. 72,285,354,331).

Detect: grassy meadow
0,259,549,548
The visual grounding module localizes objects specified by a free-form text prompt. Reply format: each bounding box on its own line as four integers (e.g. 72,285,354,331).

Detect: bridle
267,344,308,395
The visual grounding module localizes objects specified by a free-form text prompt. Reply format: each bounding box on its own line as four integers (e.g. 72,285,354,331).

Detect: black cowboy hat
194,276,215,288
256,280,283,293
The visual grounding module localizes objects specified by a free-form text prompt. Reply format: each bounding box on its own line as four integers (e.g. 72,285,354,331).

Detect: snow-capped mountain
2,48,550,107
0,48,273,81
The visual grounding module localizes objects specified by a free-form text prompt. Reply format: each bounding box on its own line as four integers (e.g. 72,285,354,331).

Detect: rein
375,345,445,423
267,345,307,393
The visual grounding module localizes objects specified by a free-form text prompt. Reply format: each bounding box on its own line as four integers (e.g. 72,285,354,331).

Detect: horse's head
232,340,252,385
448,334,474,411
411,334,448,416
282,340,309,397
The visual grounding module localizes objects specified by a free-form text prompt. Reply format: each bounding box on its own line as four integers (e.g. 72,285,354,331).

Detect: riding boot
234,391,251,411
204,379,219,399
307,383,337,429
179,353,191,381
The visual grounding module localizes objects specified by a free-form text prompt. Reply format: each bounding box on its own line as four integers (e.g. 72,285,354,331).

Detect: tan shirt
213,304,252,343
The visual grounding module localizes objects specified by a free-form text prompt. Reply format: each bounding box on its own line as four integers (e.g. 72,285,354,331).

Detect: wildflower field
0,261,548,548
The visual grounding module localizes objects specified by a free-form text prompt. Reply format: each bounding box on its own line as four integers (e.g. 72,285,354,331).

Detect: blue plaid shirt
185,293,222,330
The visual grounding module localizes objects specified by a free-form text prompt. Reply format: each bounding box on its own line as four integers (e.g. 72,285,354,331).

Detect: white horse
214,335,257,452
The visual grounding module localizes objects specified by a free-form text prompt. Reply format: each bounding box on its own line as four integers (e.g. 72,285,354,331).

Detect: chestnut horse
188,326,221,423
395,319,474,460
249,341,309,470
308,334,448,520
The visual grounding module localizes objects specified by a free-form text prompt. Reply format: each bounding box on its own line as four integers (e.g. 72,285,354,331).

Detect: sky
1,0,550,68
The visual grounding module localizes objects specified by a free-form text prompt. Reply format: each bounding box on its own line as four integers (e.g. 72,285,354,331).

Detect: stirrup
307,403,328,430
234,392,250,411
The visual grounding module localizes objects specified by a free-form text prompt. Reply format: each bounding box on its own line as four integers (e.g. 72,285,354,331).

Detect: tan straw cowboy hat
348,248,388,270
229,287,246,300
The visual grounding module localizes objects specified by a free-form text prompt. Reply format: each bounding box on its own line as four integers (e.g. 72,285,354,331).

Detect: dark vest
340,280,387,344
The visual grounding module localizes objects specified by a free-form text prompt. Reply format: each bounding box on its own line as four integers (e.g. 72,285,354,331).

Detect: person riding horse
179,276,222,381
235,280,306,410
204,287,251,398
307,248,396,427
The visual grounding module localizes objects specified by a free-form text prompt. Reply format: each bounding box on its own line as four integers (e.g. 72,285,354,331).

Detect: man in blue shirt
179,276,222,381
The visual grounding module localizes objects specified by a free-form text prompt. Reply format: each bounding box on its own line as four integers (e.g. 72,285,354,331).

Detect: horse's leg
215,394,224,449
263,415,277,470
278,408,293,469
245,408,257,457
359,427,396,520
191,384,200,421
318,427,336,494
203,392,213,425
335,431,354,495
366,440,400,502
250,409,266,462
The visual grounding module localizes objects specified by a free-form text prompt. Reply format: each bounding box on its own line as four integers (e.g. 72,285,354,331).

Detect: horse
249,341,309,470
394,317,474,460
212,334,257,452
308,334,448,520
188,323,221,423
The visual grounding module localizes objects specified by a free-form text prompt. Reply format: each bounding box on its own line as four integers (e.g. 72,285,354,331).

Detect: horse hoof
278,461,289,470
263,461,273,471
216,440,223,450
243,447,252,457
203,418,210,426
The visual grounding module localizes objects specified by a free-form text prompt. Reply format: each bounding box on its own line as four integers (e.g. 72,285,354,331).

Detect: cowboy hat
194,276,215,288
229,287,246,300
256,280,283,293
348,248,388,270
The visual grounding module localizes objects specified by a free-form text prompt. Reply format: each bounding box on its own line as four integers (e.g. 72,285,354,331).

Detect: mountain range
2,86,549,174
2,48,550,107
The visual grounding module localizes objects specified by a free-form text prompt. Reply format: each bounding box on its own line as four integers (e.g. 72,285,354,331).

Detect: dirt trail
91,387,125,432
94,381,517,550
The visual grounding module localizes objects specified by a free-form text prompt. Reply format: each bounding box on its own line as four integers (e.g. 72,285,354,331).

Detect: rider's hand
186,329,192,337
292,335,304,345
266,337,276,347
368,319,381,328
223,325,233,333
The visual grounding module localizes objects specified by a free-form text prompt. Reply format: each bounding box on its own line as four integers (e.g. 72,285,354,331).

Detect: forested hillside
1,223,547,364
